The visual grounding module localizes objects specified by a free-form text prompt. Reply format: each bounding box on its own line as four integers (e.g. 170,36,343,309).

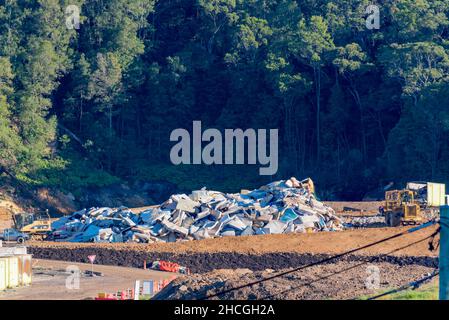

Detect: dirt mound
28,244,437,273
0,207,13,221
0,198,24,229
153,261,437,300
29,225,439,257
0,181,74,216
35,188,77,216
0,179,172,217
28,225,439,273
0,199,23,215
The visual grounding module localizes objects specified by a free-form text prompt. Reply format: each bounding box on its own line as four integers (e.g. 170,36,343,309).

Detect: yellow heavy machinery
12,210,53,240
384,189,423,227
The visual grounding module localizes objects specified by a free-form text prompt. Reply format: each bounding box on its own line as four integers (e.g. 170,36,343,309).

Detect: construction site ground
2,201,441,299
24,224,439,300
324,201,382,214
27,225,439,271
153,262,437,300
0,259,176,300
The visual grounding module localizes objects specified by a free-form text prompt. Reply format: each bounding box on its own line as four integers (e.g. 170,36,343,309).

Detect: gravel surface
324,201,383,214
154,261,437,300
0,259,176,300
23,221,440,299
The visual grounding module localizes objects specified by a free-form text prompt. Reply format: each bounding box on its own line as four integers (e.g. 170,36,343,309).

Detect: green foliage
379,42,449,98
333,43,370,73
16,151,120,192
132,163,267,193
391,0,449,41
0,57,24,170
295,16,335,66
386,82,449,182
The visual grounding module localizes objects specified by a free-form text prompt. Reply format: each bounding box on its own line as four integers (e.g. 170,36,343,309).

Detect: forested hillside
1,0,449,200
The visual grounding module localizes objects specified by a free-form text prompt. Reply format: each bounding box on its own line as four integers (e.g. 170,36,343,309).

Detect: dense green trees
0,57,22,170
1,0,449,199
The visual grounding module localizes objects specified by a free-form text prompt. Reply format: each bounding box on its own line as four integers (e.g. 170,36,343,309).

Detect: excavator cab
13,210,52,240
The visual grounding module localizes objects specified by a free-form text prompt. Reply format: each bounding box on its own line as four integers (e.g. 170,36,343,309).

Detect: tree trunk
108,104,112,136
349,85,367,165
315,66,321,164
79,97,83,133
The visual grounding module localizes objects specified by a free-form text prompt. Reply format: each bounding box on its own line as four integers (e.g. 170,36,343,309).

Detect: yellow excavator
12,210,53,240
384,189,422,227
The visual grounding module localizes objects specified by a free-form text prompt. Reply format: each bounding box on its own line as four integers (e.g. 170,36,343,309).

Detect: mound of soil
28,226,439,274
29,225,439,257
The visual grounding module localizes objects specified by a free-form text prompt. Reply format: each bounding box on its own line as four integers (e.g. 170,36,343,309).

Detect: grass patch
361,282,438,300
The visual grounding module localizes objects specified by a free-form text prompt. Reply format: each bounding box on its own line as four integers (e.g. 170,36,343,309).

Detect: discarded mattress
49,177,343,243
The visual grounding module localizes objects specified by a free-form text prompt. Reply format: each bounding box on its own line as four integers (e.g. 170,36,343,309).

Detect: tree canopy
1,0,449,199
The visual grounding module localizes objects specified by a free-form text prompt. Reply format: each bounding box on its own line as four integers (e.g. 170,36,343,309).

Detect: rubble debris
343,206,363,212
49,177,343,243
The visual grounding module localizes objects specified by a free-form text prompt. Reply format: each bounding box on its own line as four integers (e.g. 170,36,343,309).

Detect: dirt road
0,259,177,300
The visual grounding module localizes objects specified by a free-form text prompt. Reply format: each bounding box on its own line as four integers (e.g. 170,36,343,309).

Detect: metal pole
439,205,449,300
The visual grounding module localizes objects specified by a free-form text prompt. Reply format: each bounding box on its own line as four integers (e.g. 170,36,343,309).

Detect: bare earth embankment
28,226,438,267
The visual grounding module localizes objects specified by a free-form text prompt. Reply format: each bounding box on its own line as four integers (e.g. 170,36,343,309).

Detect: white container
0,258,6,290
